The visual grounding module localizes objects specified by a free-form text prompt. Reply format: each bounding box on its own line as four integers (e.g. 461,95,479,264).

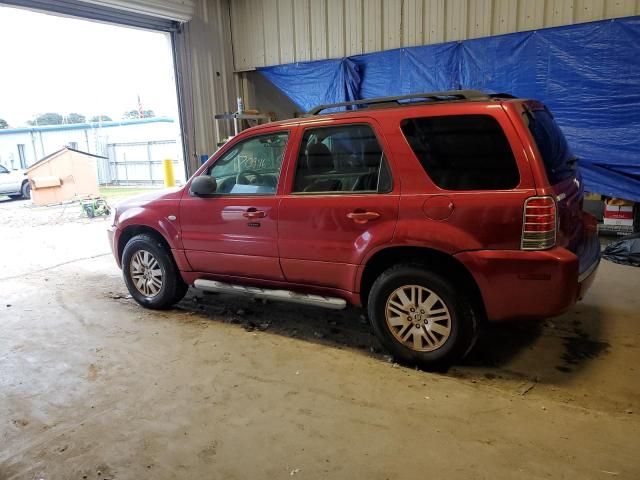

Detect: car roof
248,91,522,133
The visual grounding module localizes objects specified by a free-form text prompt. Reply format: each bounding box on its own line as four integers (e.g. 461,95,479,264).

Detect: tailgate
524,102,600,275
552,172,584,254
551,172,600,279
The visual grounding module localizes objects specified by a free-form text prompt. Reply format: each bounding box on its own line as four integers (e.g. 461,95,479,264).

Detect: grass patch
99,186,159,201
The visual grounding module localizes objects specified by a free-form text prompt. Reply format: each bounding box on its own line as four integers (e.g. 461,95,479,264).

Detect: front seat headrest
306,142,333,171
362,139,382,167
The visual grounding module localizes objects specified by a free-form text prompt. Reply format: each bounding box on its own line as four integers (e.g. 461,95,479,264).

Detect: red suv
108,90,600,368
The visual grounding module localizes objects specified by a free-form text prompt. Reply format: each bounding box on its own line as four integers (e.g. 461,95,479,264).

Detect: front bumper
107,225,121,268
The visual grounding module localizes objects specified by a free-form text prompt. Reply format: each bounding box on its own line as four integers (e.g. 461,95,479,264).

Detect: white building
0,117,185,185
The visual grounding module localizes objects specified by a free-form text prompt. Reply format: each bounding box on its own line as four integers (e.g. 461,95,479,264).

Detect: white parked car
0,164,30,199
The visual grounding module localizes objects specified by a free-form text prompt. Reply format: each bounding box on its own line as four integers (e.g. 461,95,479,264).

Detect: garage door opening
0,5,186,187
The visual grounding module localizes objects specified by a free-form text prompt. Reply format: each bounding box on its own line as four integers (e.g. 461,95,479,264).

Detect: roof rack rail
307,89,490,115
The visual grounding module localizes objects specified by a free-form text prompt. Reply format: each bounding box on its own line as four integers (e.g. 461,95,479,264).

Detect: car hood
114,187,184,208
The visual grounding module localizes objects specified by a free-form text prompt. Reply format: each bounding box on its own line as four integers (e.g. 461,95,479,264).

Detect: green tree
90,115,112,122
28,113,64,126
66,113,86,124
122,109,155,120
0,118,8,129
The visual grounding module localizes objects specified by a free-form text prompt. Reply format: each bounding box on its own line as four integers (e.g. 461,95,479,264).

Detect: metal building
2,0,638,176
0,117,184,185
231,0,640,70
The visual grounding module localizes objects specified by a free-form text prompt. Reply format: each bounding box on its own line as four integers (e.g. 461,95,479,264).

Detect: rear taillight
521,196,557,250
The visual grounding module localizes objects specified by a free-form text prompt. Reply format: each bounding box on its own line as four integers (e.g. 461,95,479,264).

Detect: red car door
277,119,400,293
180,128,292,280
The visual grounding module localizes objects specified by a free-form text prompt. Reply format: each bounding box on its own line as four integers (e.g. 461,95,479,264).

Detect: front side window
293,124,391,193
401,115,520,190
207,131,289,195
0,165,8,174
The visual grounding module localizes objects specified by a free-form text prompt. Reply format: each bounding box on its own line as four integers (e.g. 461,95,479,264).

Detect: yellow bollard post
163,159,175,187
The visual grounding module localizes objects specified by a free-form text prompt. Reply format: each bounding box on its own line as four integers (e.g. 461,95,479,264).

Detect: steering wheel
236,170,262,185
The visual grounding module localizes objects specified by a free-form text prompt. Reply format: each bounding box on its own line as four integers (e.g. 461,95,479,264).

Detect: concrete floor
1,196,640,479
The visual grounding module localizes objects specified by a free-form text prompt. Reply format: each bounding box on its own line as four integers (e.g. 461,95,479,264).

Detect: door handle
347,211,380,224
243,208,266,219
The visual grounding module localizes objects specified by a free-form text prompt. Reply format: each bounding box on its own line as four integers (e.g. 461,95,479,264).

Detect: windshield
524,108,576,185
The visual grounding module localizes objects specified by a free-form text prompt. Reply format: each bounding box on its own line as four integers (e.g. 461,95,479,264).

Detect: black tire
21,182,31,199
122,234,188,310
367,264,478,370
84,205,95,218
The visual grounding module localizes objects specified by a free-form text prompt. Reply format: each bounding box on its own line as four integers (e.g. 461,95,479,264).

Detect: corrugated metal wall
231,0,640,71
174,0,237,174
81,0,195,21
171,0,640,172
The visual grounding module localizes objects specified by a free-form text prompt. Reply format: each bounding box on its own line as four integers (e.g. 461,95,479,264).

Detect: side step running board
193,279,347,310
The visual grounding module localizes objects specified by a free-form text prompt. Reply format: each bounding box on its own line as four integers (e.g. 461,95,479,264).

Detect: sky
0,6,179,127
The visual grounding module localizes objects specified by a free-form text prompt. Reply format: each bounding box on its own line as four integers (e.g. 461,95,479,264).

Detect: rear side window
400,115,520,190
524,109,576,185
293,124,392,194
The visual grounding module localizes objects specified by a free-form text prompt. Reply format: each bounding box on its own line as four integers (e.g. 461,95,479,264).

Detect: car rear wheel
367,264,478,370
122,234,188,309
21,182,31,199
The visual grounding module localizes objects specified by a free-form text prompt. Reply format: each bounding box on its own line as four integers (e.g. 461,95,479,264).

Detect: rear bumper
575,212,601,300
456,238,600,322
577,255,599,300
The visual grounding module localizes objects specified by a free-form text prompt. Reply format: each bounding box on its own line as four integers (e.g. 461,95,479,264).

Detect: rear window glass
524,109,576,185
400,115,520,191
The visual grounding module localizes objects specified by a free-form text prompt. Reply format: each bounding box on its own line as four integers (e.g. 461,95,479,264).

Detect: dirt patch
87,363,100,381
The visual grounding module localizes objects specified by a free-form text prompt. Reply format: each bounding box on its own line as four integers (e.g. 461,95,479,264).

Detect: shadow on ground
172,288,608,385
456,304,609,381
0,196,27,203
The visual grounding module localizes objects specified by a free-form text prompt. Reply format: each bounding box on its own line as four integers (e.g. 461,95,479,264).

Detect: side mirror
189,175,217,196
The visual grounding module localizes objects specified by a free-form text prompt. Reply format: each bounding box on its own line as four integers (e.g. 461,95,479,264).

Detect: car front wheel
122,234,188,309
367,264,478,370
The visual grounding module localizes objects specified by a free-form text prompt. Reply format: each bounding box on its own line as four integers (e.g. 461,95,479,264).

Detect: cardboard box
603,217,634,227
605,198,633,206
604,204,633,220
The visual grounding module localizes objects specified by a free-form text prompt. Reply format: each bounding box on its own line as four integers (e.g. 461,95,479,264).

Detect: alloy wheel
129,250,163,298
384,284,452,352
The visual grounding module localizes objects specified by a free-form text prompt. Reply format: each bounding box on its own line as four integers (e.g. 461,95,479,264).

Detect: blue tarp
259,17,640,201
